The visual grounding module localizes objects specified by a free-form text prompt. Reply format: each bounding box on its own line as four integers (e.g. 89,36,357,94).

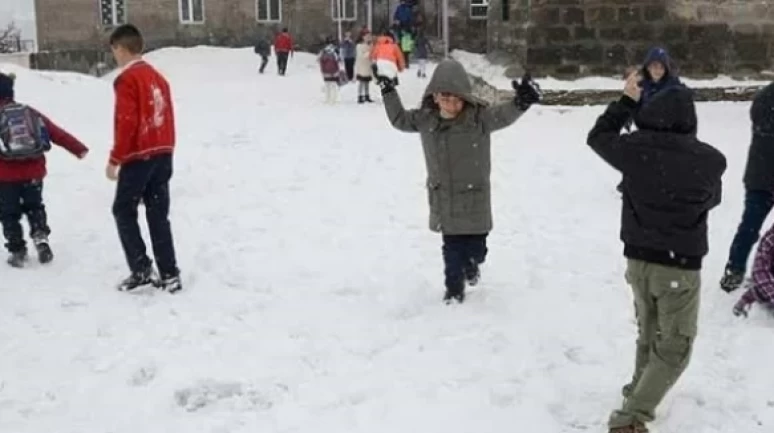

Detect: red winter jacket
273,32,294,53
0,98,88,183
110,60,175,166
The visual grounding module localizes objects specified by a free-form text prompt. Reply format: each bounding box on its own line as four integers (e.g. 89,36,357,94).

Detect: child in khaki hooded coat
376,59,540,303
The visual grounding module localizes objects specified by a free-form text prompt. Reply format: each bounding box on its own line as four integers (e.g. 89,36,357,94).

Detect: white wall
0,52,30,68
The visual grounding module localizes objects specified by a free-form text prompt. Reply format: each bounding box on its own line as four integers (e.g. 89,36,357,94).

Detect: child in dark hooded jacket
374,59,540,303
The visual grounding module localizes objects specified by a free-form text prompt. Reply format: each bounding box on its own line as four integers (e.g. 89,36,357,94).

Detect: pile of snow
0,46,772,433
451,50,771,90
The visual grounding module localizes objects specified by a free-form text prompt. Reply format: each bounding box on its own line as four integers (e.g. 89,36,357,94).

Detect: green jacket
382,59,525,234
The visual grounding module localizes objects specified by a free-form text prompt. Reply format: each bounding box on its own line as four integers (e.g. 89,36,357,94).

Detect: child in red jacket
0,72,88,267
107,24,181,293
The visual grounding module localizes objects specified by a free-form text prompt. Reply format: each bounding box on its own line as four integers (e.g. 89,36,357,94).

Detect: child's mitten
512,73,541,110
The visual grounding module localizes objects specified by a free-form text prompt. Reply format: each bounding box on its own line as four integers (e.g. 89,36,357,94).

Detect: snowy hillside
0,47,773,433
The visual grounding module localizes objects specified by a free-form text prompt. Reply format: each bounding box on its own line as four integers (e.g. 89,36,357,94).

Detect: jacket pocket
451,183,489,217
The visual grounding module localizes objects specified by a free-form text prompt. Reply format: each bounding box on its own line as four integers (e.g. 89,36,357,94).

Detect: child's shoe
7,250,27,268
117,267,158,292
33,237,53,264
158,274,183,293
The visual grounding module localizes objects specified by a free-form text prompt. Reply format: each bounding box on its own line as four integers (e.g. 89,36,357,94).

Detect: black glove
375,74,395,95
512,73,541,111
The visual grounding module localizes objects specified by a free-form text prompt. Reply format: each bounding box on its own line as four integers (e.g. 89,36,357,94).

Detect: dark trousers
258,54,269,73
112,154,179,278
442,233,488,292
402,50,411,68
344,57,355,81
726,189,774,272
0,179,50,253
276,52,290,75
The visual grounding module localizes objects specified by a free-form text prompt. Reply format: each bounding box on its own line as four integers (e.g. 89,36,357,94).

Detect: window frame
331,0,357,22
470,0,489,20
100,0,128,27
256,0,282,23
179,0,206,24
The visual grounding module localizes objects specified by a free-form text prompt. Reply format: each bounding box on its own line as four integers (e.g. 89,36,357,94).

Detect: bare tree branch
0,22,22,54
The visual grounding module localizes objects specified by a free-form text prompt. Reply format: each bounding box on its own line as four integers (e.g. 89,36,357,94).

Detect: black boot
158,274,183,294
464,259,481,287
358,95,365,104
443,289,465,304
33,237,53,264
365,94,374,103
117,267,158,292
7,249,27,268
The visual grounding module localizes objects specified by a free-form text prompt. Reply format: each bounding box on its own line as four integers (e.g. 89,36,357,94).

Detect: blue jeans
726,189,774,272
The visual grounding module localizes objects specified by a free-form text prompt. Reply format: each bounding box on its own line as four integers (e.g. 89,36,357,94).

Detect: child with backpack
375,60,541,303
318,38,342,104
0,72,89,267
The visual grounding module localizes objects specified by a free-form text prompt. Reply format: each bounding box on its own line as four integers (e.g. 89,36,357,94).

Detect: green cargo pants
608,259,700,428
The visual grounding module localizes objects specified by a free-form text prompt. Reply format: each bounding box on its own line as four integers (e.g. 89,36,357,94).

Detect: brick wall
488,0,774,78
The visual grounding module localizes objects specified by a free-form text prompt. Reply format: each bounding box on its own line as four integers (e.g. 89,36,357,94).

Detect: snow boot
33,237,53,264
443,291,465,304
358,95,365,104
720,268,745,293
158,274,183,294
117,268,158,292
7,250,27,268
609,422,648,433
365,95,374,103
464,259,481,287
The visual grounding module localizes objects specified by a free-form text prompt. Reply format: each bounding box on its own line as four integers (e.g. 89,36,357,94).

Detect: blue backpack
0,103,51,160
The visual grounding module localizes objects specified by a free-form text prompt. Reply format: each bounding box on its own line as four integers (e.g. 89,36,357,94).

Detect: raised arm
381,86,425,133
482,101,526,133
586,95,638,171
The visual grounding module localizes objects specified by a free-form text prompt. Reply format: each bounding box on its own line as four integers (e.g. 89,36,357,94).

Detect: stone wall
0,53,32,69
488,0,774,78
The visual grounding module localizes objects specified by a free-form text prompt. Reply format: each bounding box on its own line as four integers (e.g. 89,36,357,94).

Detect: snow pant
356,76,371,99
609,259,700,428
442,233,488,294
402,50,411,68
0,179,49,253
323,80,339,104
344,57,355,81
258,54,269,73
112,154,179,278
417,58,427,76
725,189,774,273
276,52,290,75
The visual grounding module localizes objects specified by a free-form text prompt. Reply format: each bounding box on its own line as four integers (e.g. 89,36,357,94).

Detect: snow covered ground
451,50,772,90
1,47,773,433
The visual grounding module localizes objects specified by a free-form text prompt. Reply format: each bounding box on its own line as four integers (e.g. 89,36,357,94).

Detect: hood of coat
634,86,697,134
421,59,485,108
641,46,673,82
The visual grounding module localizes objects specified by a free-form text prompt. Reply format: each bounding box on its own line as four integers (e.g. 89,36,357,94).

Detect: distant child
0,72,89,267
318,38,342,104
375,59,540,303
371,31,405,86
414,31,431,78
107,24,181,293
399,31,414,68
339,31,357,81
733,223,774,317
253,35,271,74
354,33,375,103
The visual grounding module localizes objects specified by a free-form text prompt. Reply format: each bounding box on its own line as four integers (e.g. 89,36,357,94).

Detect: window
331,0,356,21
101,0,126,26
180,0,205,23
257,0,282,22
470,0,489,19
